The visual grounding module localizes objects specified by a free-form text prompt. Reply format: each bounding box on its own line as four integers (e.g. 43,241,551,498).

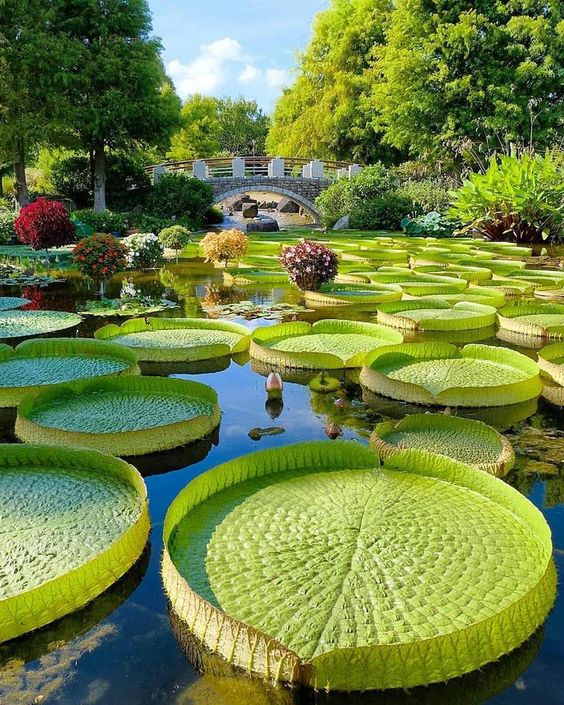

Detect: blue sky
148,0,329,111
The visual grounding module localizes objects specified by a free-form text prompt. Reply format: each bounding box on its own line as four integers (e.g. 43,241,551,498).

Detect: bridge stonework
208,176,334,223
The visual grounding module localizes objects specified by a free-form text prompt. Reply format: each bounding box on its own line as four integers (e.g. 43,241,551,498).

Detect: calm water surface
0,259,563,705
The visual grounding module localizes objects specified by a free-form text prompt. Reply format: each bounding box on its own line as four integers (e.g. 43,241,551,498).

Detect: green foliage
51,154,151,210
350,192,413,230
396,179,452,215
0,213,15,244
204,205,224,225
401,211,458,237
450,153,564,242
146,173,213,224
168,95,269,159
373,0,564,160
72,210,128,234
158,225,192,253
266,0,398,162
316,164,396,226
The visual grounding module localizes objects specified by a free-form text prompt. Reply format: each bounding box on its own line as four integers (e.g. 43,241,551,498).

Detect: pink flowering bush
279,240,338,291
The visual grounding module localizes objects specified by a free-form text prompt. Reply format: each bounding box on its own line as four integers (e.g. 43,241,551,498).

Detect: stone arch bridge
147,156,363,224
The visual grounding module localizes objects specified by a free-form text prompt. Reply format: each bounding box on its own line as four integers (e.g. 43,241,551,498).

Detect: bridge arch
213,184,322,225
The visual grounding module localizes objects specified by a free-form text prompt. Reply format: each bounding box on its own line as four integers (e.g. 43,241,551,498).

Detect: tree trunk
93,139,106,212
14,136,29,211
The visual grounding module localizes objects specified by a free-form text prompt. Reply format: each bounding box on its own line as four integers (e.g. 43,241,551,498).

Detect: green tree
373,0,564,164
0,1,67,209
55,0,180,211
216,97,269,155
167,94,221,160
167,95,270,159
266,0,396,163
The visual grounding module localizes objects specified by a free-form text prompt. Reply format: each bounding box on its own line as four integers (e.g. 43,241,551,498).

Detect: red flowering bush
72,233,128,280
279,240,338,291
15,198,76,251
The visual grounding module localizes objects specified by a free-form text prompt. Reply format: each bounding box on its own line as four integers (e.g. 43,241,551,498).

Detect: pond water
0,259,563,705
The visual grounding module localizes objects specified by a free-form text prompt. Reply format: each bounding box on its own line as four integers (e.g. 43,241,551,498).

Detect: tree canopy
167,96,270,160
267,0,564,165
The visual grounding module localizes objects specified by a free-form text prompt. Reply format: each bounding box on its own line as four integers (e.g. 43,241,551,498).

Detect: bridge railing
147,156,362,183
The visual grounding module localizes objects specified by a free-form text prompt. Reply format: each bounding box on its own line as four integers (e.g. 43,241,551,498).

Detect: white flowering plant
123,233,164,270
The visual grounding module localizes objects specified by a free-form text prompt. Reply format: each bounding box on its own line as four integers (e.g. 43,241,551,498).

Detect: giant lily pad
95,317,250,362
16,376,220,456
0,297,30,311
498,302,564,339
223,270,291,286
162,441,554,691
250,320,403,369
370,414,514,476
0,338,140,408
0,310,82,340
304,283,402,309
360,342,542,407
0,444,149,643
538,342,564,386
377,300,497,331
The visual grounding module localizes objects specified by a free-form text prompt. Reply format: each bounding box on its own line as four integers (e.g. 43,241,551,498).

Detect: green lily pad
95,317,250,362
377,300,497,331
16,376,220,456
360,342,542,407
250,320,403,369
162,441,554,691
0,338,140,408
0,310,82,340
498,302,564,339
0,444,149,643
0,297,30,311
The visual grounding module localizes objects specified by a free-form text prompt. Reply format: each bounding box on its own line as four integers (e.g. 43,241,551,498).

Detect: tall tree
167,95,270,160
55,0,180,211
216,97,269,155
167,94,222,160
373,0,564,164
266,0,396,163
0,1,64,208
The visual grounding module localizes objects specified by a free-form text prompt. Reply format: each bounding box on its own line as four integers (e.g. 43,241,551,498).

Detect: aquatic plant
0,444,149,643
16,376,220,456
360,342,542,407
0,296,30,311
279,240,338,291
304,282,402,309
0,309,82,340
0,338,139,408
162,441,554,690
371,413,514,476
250,319,403,369
376,300,497,331
95,317,250,362
498,302,564,339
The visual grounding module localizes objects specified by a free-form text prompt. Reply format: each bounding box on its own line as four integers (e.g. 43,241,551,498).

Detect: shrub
158,225,192,255
123,233,164,269
349,193,413,230
146,173,213,225
396,179,452,216
0,212,15,244
280,240,338,291
72,209,128,234
204,205,225,225
450,153,564,242
201,229,248,266
51,154,151,210
401,211,458,237
316,164,395,227
15,198,76,251
72,234,128,280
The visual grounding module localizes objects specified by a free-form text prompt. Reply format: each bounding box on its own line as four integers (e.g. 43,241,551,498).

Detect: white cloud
265,68,289,89
167,36,291,106
239,64,259,83
167,37,246,97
